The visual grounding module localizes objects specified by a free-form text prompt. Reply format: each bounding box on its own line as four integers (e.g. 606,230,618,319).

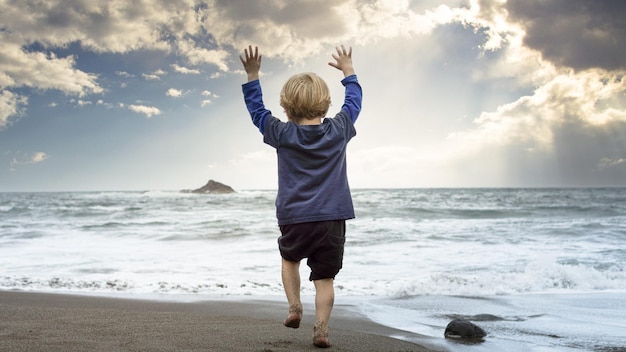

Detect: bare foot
313,321,331,348
284,303,302,328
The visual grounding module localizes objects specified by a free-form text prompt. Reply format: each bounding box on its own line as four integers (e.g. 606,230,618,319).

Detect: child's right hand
328,45,355,77
240,45,262,82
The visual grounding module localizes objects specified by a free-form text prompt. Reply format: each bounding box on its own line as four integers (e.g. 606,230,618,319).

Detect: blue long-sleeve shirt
242,74,362,225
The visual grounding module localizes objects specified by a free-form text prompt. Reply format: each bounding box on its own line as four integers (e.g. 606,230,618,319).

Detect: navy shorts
278,220,346,281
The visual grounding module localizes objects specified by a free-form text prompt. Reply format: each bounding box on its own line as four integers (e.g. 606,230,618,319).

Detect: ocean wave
0,206,31,215
383,260,626,298
0,275,286,296
2,256,623,298
79,220,171,231
2,188,625,298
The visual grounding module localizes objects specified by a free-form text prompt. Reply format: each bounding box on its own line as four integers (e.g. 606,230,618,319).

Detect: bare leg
281,258,302,328
313,278,334,348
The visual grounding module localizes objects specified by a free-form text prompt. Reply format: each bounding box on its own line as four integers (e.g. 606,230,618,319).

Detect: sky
1,0,625,192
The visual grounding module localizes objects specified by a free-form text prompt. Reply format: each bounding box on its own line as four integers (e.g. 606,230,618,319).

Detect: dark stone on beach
181,180,235,194
444,319,487,339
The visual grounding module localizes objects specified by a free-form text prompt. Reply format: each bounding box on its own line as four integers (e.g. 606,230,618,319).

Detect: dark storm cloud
506,0,626,71
507,119,626,187
550,119,626,186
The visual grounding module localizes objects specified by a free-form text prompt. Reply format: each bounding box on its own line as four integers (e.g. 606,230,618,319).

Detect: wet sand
0,291,439,351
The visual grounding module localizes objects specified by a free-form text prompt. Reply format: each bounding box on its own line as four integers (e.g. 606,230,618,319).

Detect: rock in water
182,180,235,194
444,319,487,339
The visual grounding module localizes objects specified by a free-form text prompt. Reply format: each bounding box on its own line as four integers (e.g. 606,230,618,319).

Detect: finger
254,46,258,59
347,46,352,57
341,44,346,55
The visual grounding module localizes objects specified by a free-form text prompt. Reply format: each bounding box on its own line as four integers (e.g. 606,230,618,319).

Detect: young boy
240,45,362,348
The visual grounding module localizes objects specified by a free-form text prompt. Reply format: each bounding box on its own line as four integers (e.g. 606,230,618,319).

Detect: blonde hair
280,73,331,121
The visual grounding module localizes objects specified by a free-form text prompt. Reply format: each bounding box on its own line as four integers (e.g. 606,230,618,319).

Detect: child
240,45,362,348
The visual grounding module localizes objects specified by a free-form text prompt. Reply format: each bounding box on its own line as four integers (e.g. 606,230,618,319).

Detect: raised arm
240,46,271,133
329,45,361,122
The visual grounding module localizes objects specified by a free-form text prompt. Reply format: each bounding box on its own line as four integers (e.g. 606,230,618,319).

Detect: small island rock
182,180,235,194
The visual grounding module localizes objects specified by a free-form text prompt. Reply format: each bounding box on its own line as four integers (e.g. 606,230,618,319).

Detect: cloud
9,151,49,170
0,0,470,127
505,0,626,71
166,88,185,98
1,2,466,87
142,69,167,81
200,0,345,60
394,0,624,186
200,90,219,107
355,1,463,39
200,0,465,62
0,0,221,59
72,99,93,107
0,90,28,129
1,0,625,187
0,33,102,96
447,67,626,186
598,158,625,170
30,152,49,163
128,104,161,118
171,64,200,75
176,39,229,71
201,90,218,98
116,71,134,78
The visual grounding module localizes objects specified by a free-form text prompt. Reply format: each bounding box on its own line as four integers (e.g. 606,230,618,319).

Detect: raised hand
328,45,355,77
240,45,262,81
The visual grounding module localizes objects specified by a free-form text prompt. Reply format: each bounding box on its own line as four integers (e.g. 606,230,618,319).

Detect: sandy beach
0,291,436,352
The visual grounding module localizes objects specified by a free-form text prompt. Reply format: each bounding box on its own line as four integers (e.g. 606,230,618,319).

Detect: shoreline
0,290,440,351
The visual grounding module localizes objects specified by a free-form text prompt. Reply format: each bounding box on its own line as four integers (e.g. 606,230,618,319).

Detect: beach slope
0,291,434,352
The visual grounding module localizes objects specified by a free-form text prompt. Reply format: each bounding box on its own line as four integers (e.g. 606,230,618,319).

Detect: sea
1,188,625,351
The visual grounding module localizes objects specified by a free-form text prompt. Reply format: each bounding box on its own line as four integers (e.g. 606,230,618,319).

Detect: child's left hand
240,45,262,82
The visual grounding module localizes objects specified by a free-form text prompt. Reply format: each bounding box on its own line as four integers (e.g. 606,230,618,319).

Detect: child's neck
297,117,322,125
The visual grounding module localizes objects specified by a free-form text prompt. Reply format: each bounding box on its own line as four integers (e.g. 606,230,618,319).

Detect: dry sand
0,291,439,351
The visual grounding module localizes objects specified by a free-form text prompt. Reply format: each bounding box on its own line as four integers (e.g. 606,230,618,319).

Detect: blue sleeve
340,74,362,123
242,79,271,134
